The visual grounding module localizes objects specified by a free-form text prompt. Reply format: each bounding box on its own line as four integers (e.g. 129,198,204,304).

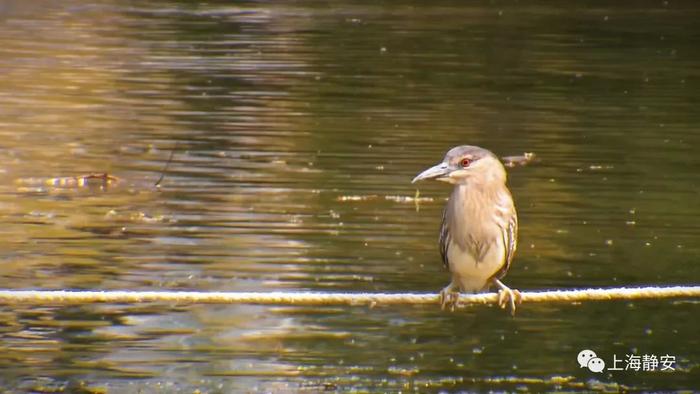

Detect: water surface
0,1,698,392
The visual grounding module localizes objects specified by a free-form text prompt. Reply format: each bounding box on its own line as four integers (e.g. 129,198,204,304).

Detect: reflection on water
0,0,698,391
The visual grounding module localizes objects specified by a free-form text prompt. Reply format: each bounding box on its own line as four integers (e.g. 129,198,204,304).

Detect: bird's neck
454,175,505,201
451,176,512,224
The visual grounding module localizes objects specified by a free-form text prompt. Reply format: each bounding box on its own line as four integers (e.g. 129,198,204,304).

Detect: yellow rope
0,286,697,307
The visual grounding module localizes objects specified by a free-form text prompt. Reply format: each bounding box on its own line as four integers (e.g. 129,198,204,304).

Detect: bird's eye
459,158,472,167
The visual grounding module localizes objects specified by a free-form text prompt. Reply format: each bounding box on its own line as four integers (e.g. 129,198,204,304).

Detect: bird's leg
493,279,522,315
439,281,461,311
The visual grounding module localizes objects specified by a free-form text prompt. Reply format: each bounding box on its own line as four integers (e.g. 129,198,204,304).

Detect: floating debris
336,195,379,202
16,173,120,189
384,195,434,203
105,209,174,224
387,365,420,377
336,194,435,203
576,164,615,173
502,152,536,168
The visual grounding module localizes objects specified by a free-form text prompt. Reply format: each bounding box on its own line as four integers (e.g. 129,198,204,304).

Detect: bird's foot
439,286,461,312
494,279,522,316
497,288,522,315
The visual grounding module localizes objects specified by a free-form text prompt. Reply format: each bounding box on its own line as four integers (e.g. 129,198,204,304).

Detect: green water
0,1,698,392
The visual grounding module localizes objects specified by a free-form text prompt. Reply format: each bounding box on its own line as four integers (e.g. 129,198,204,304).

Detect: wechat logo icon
578,349,605,373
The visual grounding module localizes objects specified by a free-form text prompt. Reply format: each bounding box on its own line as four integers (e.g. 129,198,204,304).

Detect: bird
412,145,521,314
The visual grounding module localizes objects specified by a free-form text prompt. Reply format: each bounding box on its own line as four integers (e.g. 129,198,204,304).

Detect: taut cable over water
0,286,697,307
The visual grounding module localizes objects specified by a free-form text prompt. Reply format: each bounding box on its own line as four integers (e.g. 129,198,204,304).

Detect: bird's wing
500,212,518,276
439,207,450,269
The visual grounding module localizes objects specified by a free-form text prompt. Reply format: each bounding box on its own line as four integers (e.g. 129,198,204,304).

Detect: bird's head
411,145,506,185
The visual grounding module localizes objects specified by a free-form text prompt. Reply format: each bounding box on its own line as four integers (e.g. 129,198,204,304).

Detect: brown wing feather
494,211,517,279
439,207,450,269
504,213,518,272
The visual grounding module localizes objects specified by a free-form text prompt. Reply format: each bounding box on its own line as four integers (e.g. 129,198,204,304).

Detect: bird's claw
497,287,522,316
439,288,461,312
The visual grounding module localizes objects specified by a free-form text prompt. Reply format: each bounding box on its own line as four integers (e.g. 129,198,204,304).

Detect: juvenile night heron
412,145,521,314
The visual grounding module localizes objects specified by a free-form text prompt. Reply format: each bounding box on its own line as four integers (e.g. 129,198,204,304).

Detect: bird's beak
412,162,451,183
